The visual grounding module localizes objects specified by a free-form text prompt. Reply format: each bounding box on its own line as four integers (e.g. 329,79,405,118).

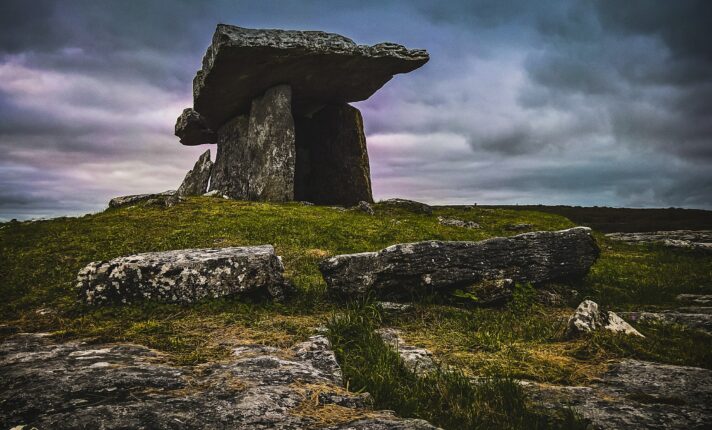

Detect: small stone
565,300,644,338
505,223,534,231
380,198,433,215
355,201,374,215
437,216,480,229
376,328,436,375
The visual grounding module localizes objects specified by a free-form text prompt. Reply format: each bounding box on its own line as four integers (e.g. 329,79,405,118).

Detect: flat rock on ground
526,359,712,429
619,310,712,333
605,230,712,252
108,190,178,208
379,198,433,215
376,328,436,375
320,227,599,297
0,333,438,429
77,245,291,305
192,24,429,129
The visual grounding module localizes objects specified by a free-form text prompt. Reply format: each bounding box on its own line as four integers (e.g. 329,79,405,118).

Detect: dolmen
175,25,429,206
319,227,600,297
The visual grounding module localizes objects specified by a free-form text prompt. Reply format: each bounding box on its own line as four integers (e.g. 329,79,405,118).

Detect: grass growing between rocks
1,197,711,425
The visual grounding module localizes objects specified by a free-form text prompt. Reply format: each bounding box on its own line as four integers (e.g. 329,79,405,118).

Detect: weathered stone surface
379,198,433,215
505,223,534,231
77,245,290,305
319,227,599,297
108,190,177,208
526,359,712,429
176,150,213,197
677,294,712,305
174,108,217,146
606,230,712,252
193,24,429,129
619,310,712,333
245,85,296,202
209,114,250,199
437,216,480,229
376,328,436,375
354,201,375,215
565,300,643,338
0,333,439,429
294,104,373,205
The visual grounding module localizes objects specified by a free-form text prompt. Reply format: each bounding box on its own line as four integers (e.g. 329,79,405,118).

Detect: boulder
77,245,290,305
0,333,438,429
319,227,599,297
191,24,429,129
565,300,643,338
108,190,176,208
176,149,213,197
294,104,373,205
174,108,217,146
438,216,480,229
245,85,296,201
379,198,433,215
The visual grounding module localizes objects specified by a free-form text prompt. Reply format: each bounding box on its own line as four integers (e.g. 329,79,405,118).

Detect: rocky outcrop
245,85,296,202
526,359,712,429
294,104,373,205
174,25,427,206
192,24,429,128
437,216,480,229
379,198,433,215
606,230,712,252
0,333,438,429
77,245,291,305
565,300,643,338
176,150,213,197
108,190,178,208
174,108,217,146
319,227,599,297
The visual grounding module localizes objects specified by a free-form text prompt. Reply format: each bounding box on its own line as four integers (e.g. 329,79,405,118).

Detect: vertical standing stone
176,149,213,197
210,115,249,199
294,103,373,205
245,85,296,202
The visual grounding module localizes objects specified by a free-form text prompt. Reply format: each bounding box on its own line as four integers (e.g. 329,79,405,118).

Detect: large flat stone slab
192,24,429,129
0,333,438,429
319,227,599,297
77,245,290,305
606,230,712,252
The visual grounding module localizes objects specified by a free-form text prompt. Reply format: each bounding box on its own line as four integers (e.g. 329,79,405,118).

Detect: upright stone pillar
210,115,249,199
295,103,373,205
245,85,296,202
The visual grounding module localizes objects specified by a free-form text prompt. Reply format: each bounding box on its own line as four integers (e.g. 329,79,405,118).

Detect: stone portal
175,24,429,205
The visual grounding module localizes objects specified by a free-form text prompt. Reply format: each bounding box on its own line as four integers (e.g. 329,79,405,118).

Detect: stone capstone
0,333,439,429
294,104,373,205
192,24,429,129
77,245,291,305
565,300,644,338
176,149,213,197
319,227,599,297
174,108,217,146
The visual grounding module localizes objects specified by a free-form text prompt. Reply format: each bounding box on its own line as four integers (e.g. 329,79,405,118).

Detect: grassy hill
2,197,711,428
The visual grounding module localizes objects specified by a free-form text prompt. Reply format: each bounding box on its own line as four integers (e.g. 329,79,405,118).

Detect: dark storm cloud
0,0,711,220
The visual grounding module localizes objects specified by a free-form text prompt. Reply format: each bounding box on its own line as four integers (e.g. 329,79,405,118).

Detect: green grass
1,197,711,428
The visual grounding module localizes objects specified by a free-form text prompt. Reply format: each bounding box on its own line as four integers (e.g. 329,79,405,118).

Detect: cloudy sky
1,0,711,220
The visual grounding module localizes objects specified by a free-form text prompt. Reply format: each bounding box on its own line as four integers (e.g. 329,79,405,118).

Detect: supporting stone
245,85,296,201
294,104,373,205
209,115,250,199
176,149,213,197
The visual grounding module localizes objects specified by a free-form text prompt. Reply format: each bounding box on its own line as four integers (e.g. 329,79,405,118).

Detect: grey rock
379,198,433,215
619,310,712,333
192,24,429,129
176,150,213,197
0,333,439,430
565,300,644,338
294,104,373,206
245,85,296,202
526,359,712,429
108,190,177,208
676,294,712,305
209,114,250,199
174,107,217,146
437,216,480,229
376,302,413,313
77,245,291,305
605,230,712,252
505,223,534,231
376,328,436,375
354,201,375,215
319,227,599,297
